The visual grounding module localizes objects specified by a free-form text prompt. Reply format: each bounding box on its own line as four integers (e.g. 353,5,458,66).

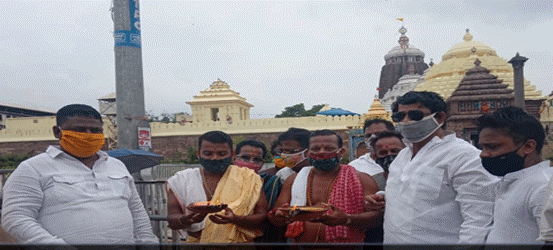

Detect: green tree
146,110,159,122
0,152,34,169
186,147,200,164
160,112,175,123
275,103,325,118
306,104,325,116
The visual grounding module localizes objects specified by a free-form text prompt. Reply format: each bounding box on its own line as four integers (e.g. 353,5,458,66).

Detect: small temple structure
378,26,428,98
363,97,391,121
446,58,514,143
186,79,253,123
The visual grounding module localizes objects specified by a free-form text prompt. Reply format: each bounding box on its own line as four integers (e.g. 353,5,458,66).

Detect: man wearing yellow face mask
1,104,158,244
261,128,311,184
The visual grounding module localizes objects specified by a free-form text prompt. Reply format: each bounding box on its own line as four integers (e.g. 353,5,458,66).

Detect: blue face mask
201,157,232,174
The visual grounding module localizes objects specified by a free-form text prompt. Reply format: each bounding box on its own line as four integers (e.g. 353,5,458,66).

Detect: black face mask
375,155,397,173
481,147,526,177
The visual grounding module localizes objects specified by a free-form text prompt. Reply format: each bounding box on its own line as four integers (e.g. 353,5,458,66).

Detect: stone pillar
112,0,147,150
508,53,528,110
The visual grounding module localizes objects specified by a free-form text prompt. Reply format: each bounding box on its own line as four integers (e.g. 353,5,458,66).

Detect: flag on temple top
397,18,404,22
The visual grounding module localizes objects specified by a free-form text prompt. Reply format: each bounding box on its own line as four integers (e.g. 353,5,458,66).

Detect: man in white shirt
368,91,499,244
349,119,395,191
477,107,552,244
1,104,158,244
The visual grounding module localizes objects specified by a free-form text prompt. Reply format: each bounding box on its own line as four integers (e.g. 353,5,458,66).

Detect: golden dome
442,29,497,61
365,97,390,120
415,29,543,100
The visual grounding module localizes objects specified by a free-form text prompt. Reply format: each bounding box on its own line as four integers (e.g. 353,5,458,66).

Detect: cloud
1,0,552,118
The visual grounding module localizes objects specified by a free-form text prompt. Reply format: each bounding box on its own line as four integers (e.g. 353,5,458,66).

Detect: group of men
2,90,553,246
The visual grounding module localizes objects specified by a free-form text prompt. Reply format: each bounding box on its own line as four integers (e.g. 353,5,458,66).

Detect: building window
211,108,219,121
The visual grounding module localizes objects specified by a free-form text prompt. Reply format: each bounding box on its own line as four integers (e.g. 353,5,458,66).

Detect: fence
135,180,183,243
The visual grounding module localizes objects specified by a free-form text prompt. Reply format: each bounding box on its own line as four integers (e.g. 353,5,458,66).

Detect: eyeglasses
236,155,265,164
391,110,429,123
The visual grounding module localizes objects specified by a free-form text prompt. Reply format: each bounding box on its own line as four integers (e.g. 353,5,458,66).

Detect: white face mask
397,113,443,143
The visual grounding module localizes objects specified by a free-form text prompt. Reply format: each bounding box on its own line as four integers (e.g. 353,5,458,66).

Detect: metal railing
134,164,195,243
135,180,183,243
0,169,14,188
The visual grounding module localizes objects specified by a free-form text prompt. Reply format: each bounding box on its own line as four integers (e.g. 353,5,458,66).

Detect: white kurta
487,160,552,244
536,161,553,242
384,133,499,244
349,153,383,176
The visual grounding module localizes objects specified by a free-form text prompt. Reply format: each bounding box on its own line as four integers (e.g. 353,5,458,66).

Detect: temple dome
384,45,425,61
384,26,425,60
378,26,428,98
442,29,497,60
415,29,543,101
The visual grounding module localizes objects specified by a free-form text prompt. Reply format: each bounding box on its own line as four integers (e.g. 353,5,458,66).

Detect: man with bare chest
166,130,268,243
269,130,381,243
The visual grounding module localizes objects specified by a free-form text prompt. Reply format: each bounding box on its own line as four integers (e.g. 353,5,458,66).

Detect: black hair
270,140,281,156
363,119,395,133
392,91,447,114
236,139,268,158
369,131,404,150
277,127,310,150
477,106,545,153
309,129,343,148
56,104,102,126
198,130,233,151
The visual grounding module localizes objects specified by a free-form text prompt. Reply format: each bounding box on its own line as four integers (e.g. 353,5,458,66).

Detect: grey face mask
397,113,442,143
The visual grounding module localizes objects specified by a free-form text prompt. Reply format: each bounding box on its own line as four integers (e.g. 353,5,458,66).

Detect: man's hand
209,207,237,224
269,203,293,226
183,206,209,224
364,194,385,212
313,204,349,227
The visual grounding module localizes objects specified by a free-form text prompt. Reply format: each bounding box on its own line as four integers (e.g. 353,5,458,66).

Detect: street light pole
111,0,149,150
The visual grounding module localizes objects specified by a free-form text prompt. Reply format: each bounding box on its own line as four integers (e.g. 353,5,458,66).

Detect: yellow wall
0,115,363,142
0,116,114,142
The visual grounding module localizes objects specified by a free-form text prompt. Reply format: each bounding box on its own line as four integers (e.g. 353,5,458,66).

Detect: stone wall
152,130,351,161
0,139,58,156
0,130,352,162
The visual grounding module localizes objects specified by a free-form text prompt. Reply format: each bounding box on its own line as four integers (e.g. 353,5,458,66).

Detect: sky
1,0,552,118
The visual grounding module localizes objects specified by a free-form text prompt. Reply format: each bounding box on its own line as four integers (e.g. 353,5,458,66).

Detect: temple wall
151,115,361,136
0,116,58,142
0,115,361,160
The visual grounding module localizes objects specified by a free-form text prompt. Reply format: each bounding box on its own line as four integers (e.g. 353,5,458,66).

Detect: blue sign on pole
114,0,141,48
